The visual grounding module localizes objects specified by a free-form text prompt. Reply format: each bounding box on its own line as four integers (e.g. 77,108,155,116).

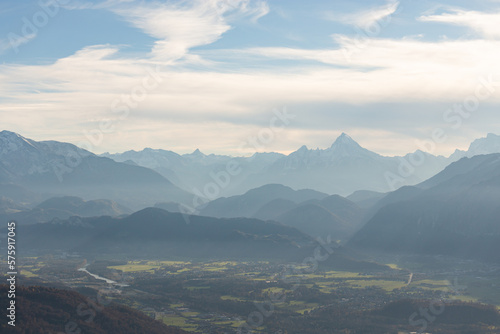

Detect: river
78,264,129,287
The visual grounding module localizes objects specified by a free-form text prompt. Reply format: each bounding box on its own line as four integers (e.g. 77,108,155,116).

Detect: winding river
78,264,129,287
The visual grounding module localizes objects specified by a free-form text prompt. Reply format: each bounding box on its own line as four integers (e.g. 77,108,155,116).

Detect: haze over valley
2,0,500,333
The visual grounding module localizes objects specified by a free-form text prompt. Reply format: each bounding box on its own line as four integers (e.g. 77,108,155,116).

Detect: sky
1,0,500,157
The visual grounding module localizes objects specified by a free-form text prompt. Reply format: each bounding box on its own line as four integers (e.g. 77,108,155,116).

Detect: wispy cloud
218,35,500,89
230,0,269,23
107,0,269,61
2,30,500,153
325,1,399,29
420,9,500,39
2,1,500,156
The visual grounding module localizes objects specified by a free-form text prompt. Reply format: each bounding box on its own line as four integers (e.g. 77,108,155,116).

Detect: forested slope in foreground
0,284,188,334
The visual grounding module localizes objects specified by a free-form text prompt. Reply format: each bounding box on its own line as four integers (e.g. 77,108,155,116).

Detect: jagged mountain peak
468,133,500,155
272,133,382,182
297,145,308,152
327,133,379,158
450,133,500,161
185,148,205,157
289,133,366,157
330,132,358,148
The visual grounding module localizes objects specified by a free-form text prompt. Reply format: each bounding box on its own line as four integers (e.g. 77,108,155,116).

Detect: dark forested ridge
0,284,188,334
16,207,389,271
18,207,316,260
0,196,131,225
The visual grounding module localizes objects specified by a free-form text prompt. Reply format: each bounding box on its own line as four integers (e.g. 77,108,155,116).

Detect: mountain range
18,207,315,260
4,130,500,204
0,196,131,225
3,128,500,268
198,184,366,240
16,206,388,271
0,130,191,210
102,132,500,196
3,130,500,243
348,153,500,262
101,147,284,197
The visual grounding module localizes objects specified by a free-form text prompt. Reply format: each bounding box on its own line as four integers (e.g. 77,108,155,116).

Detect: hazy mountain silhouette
0,196,131,225
346,190,386,209
252,198,297,220
450,133,500,161
0,131,191,210
199,184,328,218
18,207,388,271
349,153,500,261
102,147,284,196
237,133,451,195
199,185,365,240
102,132,500,197
274,203,352,239
7,130,500,201
0,183,42,205
19,207,317,260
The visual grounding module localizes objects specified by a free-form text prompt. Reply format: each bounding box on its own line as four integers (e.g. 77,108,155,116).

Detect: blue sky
1,0,500,156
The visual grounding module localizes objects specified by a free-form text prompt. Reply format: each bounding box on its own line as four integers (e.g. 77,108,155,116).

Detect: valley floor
3,253,500,333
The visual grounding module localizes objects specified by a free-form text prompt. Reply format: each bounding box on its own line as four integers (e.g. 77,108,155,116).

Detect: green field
160,315,199,332
108,264,161,272
18,255,500,334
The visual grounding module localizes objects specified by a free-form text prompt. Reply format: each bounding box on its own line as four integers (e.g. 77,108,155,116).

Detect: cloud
2,29,500,156
215,34,500,102
228,0,269,23
2,35,500,123
2,2,500,156
420,9,500,39
107,0,269,61
325,1,399,29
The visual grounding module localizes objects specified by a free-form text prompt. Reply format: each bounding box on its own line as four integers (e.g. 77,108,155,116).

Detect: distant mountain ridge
101,147,284,196
235,133,450,195
17,206,389,271
450,133,500,160
0,130,191,210
199,184,328,218
18,207,316,260
0,196,131,225
4,130,500,205
198,184,366,241
348,153,500,262
102,132,500,196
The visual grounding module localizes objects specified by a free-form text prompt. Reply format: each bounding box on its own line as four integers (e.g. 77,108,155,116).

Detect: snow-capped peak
0,130,38,155
468,133,500,156
330,133,359,149
326,133,379,159
186,148,205,157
